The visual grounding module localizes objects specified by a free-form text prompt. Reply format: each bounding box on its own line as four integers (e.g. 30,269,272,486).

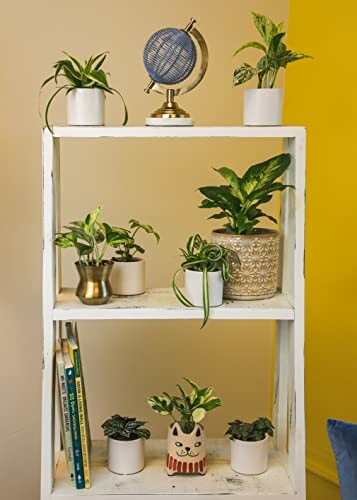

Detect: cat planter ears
166,423,207,476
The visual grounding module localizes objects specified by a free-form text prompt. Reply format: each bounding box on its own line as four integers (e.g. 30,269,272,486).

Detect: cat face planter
166,423,206,476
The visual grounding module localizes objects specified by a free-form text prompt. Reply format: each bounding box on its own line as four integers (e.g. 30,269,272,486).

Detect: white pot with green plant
233,13,311,126
41,52,128,131
226,417,274,475
172,234,238,328
148,378,222,476
101,415,150,475
199,153,292,300
107,219,160,296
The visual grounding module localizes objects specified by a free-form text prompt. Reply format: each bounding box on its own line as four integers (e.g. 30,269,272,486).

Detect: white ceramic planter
111,258,145,296
184,269,223,307
230,435,269,475
243,89,283,126
67,88,105,126
108,437,145,475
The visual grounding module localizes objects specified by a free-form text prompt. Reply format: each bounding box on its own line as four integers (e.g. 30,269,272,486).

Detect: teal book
63,340,85,489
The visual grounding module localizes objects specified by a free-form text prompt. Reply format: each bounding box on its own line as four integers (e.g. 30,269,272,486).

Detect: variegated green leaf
233,63,256,86
252,12,278,45
233,41,266,57
241,153,291,196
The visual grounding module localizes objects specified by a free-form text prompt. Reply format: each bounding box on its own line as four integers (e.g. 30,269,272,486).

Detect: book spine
65,366,85,489
57,365,75,483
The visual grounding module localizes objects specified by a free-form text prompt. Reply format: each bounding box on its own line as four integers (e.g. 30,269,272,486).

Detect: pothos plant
198,153,292,235
225,417,274,442
40,51,128,132
147,378,222,434
233,12,311,89
108,219,160,262
172,234,238,328
101,414,151,441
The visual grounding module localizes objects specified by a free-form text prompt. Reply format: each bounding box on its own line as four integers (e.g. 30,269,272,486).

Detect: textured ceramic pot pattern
107,437,145,475
67,88,105,126
230,436,269,475
184,269,223,307
75,260,113,305
211,229,279,300
243,89,283,126
166,423,206,476
111,258,145,296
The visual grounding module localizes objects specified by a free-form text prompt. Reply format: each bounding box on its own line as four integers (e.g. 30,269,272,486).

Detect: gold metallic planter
211,229,279,300
75,260,113,305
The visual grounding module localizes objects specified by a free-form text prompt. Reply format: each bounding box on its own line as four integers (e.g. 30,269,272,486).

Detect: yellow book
66,322,91,488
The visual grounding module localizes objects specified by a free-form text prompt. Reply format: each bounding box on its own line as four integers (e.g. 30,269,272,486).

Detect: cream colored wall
0,2,289,499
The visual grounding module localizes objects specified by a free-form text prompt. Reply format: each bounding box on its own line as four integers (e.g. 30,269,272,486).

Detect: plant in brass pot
107,219,160,296
198,153,292,300
41,51,128,132
172,234,238,328
147,378,222,476
101,415,150,475
226,417,274,475
233,12,311,125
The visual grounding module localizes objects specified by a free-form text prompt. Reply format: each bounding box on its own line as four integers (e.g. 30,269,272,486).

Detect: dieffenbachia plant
225,417,274,442
147,378,222,434
101,415,151,441
233,12,311,89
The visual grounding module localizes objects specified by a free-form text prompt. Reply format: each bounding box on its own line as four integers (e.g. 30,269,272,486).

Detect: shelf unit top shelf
54,288,294,321
49,126,306,139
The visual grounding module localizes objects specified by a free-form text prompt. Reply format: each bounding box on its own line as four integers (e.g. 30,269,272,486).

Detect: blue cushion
327,419,357,499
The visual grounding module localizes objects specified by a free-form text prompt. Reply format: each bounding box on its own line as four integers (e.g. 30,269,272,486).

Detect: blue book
62,340,85,489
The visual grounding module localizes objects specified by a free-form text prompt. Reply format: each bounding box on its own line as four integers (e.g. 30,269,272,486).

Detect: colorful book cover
62,340,85,490
56,340,75,483
66,322,91,488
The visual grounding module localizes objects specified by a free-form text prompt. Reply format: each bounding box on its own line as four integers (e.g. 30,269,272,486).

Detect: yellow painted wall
285,0,357,496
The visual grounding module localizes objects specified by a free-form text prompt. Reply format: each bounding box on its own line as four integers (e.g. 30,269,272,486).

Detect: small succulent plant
101,415,151,441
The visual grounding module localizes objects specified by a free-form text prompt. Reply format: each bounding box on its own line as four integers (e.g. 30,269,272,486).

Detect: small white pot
67,88,105,126
184,269,223,307
111,258,145,296
243,89,283,126
230,435,269,475
108,437,145,475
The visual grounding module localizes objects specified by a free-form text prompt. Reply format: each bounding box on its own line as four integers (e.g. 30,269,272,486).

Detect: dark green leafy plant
41,52,128,132
101,415,151,441
106,219,160,262
172,234,238,328
198,153,292,235
233,12,311,88
225,417,274,442
147,378,222,434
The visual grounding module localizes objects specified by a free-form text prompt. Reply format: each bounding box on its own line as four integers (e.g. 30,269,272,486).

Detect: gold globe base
146,89,193,126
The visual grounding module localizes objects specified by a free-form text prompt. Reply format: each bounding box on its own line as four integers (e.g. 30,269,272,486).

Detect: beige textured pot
111,258,145,296
166,423,206,476
211,228,279,300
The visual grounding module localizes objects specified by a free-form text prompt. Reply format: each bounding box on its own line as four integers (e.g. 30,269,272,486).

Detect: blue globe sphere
143,28,197,85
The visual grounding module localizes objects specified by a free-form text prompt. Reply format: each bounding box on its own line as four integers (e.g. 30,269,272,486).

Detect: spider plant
172,234,238,328
41,51,128,132
233,12,311,89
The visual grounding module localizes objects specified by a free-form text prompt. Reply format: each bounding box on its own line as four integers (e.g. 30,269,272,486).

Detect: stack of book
56,322,91,489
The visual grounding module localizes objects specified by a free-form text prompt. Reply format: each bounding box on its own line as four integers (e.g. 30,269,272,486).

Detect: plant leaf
241,153,291,196
233,63,256,86
252,12,278,45
233,41,266,57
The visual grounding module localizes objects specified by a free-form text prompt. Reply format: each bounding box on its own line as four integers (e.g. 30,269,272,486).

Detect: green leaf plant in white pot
147,378,222,476
41,52,128,132
233,12,311,126
101,415,150,475
106,219,160,296
226,417,274,475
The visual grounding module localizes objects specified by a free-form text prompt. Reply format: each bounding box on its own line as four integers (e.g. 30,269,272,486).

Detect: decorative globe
143,28,197,85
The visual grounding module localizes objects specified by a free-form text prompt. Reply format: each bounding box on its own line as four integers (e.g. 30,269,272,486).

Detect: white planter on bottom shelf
243,89,283,126
108,437,145,475
230,435,269,475
111,258,145,296
184,269,223,307
67,88,105,126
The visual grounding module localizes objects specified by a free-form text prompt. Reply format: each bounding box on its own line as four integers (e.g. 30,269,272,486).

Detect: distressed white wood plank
51,126,306,139
53,439,294,497
53,288,294,321
273,321,289,453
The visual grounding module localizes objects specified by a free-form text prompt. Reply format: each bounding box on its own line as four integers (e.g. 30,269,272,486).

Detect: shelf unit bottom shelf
53,439,294,498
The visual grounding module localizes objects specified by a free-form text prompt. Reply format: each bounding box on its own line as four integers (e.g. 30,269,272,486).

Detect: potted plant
226,417,274,475
54,206,124,305
147,378,222,476
233,12,311,125
198,153,292,300
101,415,150,475
107,219,160,296
41,52,128,132
172,234,238,328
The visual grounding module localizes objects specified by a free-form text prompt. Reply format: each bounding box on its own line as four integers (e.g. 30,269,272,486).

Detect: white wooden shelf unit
42,126,306,500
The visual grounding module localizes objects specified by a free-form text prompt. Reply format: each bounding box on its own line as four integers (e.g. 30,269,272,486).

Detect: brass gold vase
211,229,279,300
75,260,113,305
